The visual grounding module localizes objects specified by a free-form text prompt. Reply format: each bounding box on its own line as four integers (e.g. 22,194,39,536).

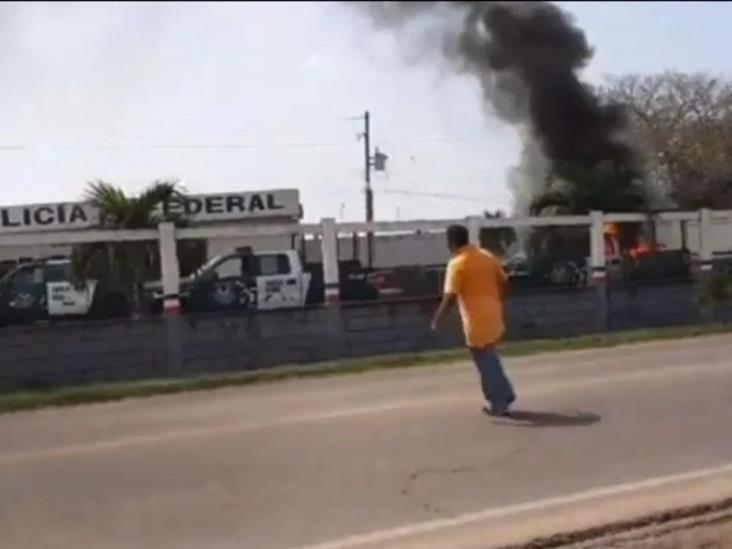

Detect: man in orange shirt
431,224,516,417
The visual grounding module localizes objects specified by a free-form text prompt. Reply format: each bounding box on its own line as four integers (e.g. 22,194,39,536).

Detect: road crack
400,466,474,515
398,439,528,516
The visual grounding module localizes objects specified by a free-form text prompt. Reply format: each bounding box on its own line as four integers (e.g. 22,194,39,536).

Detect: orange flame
604,223,620,236
628,242,656,260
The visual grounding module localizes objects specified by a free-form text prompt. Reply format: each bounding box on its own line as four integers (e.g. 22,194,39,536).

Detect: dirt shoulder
512,498,732,549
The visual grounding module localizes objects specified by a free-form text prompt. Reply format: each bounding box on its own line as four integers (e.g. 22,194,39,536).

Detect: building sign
159,189,301,223
0,189,300,235
0,202,98,234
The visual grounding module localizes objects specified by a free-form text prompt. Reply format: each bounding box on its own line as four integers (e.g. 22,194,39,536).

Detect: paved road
1,335,732,549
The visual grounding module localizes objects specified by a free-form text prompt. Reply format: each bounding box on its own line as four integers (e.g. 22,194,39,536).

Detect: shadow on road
495,410,601,428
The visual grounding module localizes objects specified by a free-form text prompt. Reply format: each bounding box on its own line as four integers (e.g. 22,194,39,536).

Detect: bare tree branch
601,71,732,209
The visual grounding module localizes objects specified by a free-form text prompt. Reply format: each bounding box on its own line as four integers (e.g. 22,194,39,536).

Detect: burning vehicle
504,220,692,290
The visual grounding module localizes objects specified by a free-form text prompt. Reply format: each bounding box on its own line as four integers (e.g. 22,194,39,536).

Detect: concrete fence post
697,208,716,324
467,216,482,246
158,221,183,376
699,208,713,274
589,211,608,332
158,222,181,315
320,218,340,306
319,218,345,357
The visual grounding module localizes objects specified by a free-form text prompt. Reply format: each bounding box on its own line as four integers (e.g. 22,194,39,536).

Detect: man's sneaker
482,406,511,418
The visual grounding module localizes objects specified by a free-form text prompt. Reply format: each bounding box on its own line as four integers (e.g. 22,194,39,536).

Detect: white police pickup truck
0,258,129,326
148,248,314,313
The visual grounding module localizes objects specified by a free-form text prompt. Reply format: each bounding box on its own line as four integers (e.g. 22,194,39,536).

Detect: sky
0,1,731,222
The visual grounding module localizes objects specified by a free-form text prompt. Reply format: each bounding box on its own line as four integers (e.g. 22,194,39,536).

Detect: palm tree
71,180,187,317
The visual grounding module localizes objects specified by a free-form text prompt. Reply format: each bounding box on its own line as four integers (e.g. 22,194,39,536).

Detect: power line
378,188,506,202
377,173,508,180
0,135,500,152
380,137,494,146
0,141,357,151
69,141,358,150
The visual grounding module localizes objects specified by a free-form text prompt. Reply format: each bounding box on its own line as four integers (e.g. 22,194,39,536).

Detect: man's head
446,224,469,254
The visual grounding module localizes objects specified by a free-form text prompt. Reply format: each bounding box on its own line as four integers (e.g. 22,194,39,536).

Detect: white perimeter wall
301,232,451,268
655,216,732,255
2,216,732,270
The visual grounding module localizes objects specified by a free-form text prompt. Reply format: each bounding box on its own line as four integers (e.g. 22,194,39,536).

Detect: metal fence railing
0,209,727,329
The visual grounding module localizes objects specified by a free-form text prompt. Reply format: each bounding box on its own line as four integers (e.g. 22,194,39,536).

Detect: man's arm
432,261,460,331
497,260,509,300
431,292,456,331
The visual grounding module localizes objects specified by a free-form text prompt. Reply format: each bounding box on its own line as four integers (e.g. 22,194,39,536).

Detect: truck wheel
549,263,571,286
238,288,252,309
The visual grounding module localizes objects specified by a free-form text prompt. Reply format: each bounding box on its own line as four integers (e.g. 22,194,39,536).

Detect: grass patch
0,323,729,415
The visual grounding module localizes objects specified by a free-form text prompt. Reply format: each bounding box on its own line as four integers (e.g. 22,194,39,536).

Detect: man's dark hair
446,224,469,250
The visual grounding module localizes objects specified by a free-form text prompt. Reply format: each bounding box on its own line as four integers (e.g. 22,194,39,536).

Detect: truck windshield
45,263,71,282
0,269,14,284
194,255,224,278
0,264,40,285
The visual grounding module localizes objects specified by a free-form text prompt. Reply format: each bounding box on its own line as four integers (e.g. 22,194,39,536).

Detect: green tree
71,180,186,317
530,161,650,216
527,162,652,262
698,272,732,324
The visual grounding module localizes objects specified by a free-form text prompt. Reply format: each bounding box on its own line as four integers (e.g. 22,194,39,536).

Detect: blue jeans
470,347,515,412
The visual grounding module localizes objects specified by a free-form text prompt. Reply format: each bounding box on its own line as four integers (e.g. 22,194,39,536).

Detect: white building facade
2,188,731,277
0,189,302,273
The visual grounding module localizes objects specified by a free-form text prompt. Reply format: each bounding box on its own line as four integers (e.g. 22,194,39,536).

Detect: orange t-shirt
444,245,507,348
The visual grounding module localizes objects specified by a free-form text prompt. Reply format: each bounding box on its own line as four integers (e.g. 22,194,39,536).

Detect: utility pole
363,110,374,269
358,110,388,269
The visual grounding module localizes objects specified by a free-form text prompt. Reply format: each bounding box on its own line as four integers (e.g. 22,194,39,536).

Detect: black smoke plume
354,1,641,214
